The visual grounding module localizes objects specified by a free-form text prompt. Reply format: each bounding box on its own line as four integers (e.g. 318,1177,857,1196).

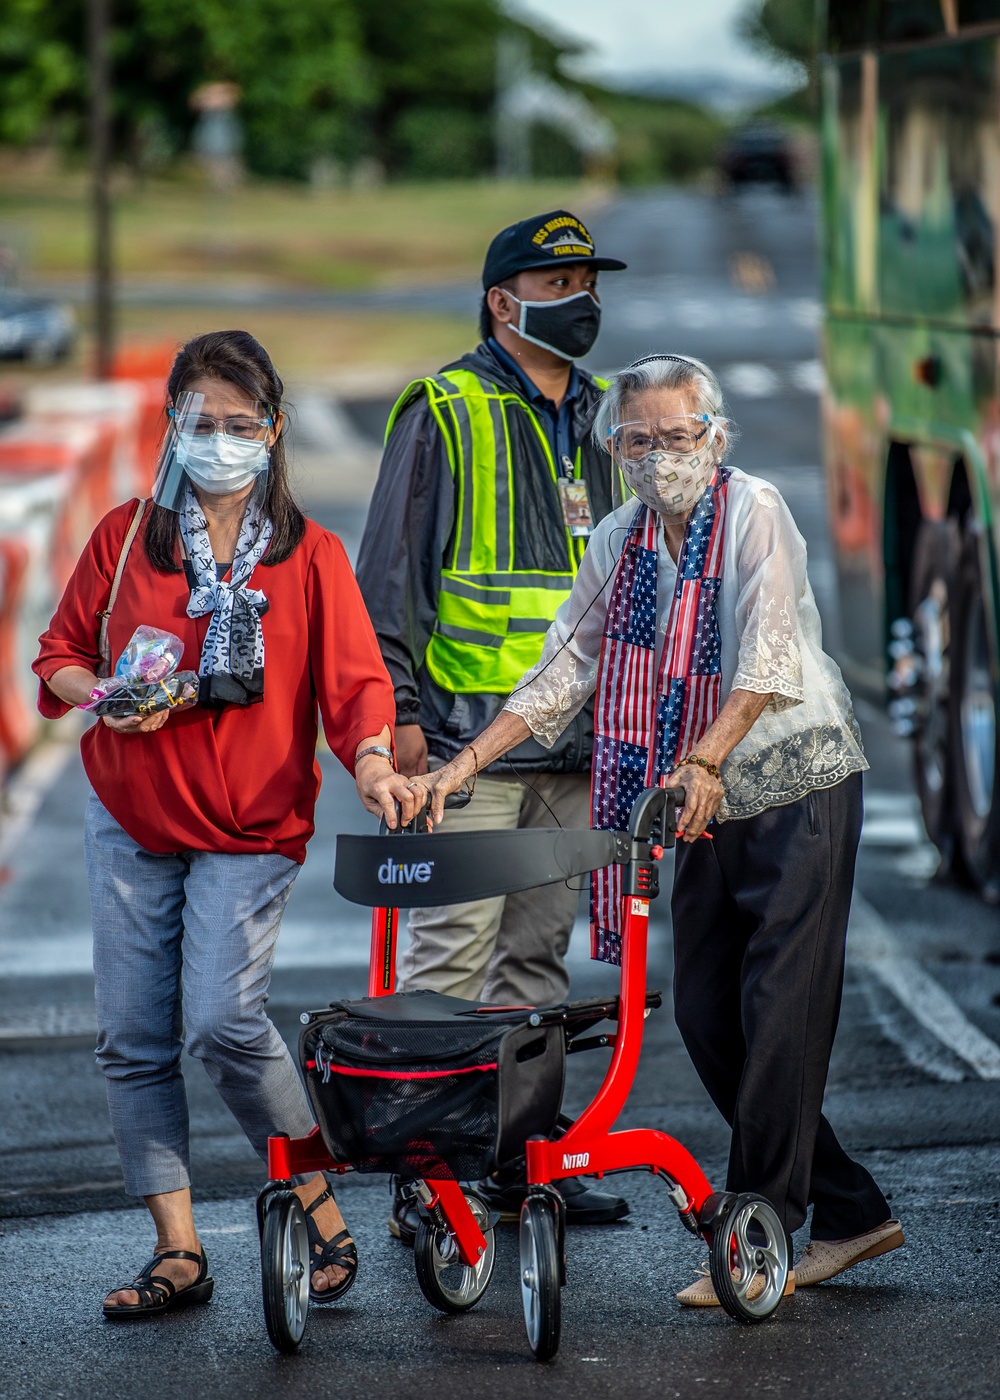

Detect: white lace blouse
504,468,868,822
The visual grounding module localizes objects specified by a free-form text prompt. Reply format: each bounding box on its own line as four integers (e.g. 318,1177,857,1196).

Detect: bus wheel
950,524,1000,901
907,519,961,856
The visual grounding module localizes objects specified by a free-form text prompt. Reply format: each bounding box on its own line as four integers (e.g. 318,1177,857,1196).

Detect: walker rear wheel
708,1192,789,1323
520,1194,561,1361
414,1192,496,1313
261,1190,310,1353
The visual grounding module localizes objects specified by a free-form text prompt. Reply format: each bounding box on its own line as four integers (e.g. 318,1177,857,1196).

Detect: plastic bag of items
83,625,200,717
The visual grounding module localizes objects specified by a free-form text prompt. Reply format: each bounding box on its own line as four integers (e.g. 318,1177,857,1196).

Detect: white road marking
721,363,782,398
288,391,371,452
860,979,966,1083
0,913,375,980
0,733,79,870
615,289,822,337
849,895,1000,1081
603,356,826,400
0,1003,98,1040
789,298,822,329
860,791,927,847
789,358,826,394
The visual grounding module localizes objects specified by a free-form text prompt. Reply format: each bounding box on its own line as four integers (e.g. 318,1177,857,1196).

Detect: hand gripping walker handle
383,789,471,836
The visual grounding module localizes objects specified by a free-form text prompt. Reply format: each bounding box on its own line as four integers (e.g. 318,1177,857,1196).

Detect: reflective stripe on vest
387,368,606,694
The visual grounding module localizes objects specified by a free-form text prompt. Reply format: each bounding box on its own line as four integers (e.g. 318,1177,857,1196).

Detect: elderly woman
412,353,903,1303
34,330,418,1318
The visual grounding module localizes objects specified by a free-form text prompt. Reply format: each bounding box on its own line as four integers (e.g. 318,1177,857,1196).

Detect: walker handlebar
334,786,683,910
629,785,685,844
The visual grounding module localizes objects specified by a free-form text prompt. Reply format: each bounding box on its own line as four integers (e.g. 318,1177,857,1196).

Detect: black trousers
671,772,890,1240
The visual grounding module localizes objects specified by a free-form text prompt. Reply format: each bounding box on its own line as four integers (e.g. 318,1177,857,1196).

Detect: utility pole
89,0,113,379
495,33,531,181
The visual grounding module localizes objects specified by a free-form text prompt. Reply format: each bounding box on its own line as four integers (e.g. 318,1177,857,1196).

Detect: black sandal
303,1187,358,1304
103,1248,214,1319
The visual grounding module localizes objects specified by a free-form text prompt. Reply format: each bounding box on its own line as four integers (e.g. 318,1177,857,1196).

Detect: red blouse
34,500,395,863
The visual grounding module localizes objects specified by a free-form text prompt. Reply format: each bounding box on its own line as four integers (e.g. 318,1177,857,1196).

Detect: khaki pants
398,768,591,1006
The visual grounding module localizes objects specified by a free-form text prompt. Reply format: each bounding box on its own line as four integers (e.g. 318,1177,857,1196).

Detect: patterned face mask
621,442,718,516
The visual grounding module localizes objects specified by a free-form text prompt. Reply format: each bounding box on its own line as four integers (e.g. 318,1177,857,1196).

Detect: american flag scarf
590,466,730,964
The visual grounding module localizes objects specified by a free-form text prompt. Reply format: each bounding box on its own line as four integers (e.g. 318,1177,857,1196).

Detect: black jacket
355,342,612,773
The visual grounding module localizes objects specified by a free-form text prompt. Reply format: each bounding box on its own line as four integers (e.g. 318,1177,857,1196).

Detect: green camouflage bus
822,0,1000,896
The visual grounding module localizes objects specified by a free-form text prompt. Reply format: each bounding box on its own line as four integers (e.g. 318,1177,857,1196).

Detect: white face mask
621,443,717,517
177,431,269,496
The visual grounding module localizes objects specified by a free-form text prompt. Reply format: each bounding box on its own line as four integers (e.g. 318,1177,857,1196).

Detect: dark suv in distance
718,123,797,190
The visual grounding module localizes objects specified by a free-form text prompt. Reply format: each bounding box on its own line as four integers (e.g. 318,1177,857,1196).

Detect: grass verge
0,163,607,291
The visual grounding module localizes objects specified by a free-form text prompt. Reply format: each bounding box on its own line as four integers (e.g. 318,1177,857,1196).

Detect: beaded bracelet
678,753,722,782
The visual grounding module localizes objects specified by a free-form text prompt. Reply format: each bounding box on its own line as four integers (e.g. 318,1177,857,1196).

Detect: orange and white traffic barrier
0,421,112,590
0,468,71,773
24,380,145,503
112,343,174,493
0,345,174,779
0,536,35,778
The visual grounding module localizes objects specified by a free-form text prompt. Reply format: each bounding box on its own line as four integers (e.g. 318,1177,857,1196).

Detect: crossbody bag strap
96,498,147,677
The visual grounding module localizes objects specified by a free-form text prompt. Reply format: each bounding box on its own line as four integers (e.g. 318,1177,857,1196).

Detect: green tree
738,0,818,116
353,0,573,178
0,0,724,182
0,0,82,147
739,0,817,69
0,0,372,177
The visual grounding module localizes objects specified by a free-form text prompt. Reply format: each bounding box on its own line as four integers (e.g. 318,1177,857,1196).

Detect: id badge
557,476,595,537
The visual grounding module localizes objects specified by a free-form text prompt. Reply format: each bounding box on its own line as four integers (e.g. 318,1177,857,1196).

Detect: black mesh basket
301,999,565,1180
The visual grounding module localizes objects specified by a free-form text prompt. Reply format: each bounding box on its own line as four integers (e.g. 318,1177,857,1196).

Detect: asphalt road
2,187,1000,1400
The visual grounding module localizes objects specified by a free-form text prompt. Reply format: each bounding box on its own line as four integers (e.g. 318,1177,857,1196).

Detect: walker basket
301,993,566,1180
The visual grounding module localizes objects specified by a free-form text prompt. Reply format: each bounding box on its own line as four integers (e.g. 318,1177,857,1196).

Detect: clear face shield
609,413,724,516
152,390,272,512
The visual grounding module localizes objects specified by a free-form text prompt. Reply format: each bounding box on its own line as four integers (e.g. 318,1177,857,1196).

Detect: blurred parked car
0,293,75,364
718,123,797,190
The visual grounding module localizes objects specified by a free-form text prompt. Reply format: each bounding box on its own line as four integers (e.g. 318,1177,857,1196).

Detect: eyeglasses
611,414,714,460
169,409,272,441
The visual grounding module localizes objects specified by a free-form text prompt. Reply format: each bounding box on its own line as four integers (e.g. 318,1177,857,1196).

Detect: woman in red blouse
35,330,416,1319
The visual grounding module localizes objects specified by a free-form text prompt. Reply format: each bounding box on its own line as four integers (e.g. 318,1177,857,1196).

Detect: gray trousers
85,793,315,1198
399,770,590,1006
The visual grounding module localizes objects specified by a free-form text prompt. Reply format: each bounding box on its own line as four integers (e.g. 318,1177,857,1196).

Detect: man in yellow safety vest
356,210,629,1238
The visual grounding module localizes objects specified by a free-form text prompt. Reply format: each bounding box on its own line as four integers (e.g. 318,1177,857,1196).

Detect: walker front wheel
520,1194,561,1361
261,1190,310,1353
414,1192,496,1313
709,1192,790,1323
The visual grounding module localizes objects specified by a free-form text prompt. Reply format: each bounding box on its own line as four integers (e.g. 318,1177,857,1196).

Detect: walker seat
302,992,566,1180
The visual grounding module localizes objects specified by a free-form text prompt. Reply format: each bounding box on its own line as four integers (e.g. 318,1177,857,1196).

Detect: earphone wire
504,517,642,705
499,515,643,889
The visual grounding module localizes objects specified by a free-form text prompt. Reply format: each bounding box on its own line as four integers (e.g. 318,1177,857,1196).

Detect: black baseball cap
482,209,627,290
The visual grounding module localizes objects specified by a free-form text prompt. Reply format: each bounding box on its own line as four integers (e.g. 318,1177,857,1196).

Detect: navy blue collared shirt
487,337,581,475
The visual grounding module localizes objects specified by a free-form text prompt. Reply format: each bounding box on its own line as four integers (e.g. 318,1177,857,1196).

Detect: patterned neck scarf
590,467,730,964
179,486,274,708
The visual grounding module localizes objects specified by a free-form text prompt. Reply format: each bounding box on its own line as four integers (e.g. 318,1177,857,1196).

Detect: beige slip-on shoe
676,1262,796,1307
793,1220,904,1287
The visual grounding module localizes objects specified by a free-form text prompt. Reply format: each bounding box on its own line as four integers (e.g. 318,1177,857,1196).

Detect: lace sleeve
504,628,599,747
731,484,806,712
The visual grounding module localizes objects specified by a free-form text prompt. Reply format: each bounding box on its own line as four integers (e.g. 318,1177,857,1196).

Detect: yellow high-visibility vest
386,367,608,694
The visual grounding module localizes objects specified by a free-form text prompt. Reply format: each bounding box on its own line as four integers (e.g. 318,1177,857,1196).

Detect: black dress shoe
387,1176,421,1246
476,1171,629,1225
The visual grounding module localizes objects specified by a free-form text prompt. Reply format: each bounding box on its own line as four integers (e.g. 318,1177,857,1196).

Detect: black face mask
509,289,602,361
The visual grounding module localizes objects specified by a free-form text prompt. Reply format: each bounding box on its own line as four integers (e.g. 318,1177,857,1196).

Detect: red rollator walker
258,785,790,1359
